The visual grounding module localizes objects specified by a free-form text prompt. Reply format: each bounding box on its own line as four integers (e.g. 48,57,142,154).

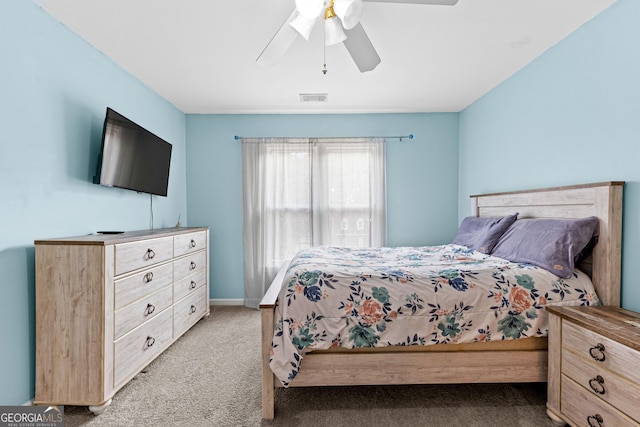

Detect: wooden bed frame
259,181,624,419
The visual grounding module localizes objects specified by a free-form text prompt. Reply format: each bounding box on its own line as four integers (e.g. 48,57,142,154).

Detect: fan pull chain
322,37,328,75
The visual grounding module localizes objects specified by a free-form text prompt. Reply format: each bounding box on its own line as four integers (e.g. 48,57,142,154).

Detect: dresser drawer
114,285,173,339
114,262,173,310
561,374,637,427
173,250,206,282
174,286,207,338
562,349,640,421
114,307,173,388
562,322,640,385
174,268,207,302
115,236,174,276
174,231,207,257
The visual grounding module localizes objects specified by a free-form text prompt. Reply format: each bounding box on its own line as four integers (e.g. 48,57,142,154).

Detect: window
242,138,386,307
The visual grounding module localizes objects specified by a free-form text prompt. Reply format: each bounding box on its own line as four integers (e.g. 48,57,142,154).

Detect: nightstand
546,306,640,426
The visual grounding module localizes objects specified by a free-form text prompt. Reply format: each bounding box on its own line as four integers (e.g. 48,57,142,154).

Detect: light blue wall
459,0,640,311
0,1,187,405
185,114,460,300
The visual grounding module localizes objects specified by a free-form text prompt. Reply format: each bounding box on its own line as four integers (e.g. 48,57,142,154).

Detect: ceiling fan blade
343,23,381,73
256,10,299,66
363,0,458,5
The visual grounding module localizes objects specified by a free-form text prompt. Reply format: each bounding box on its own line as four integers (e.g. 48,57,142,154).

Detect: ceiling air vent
300,93,328,103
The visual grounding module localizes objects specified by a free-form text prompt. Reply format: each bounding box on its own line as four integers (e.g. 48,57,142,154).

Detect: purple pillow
491,216,600,278
452,213,519,254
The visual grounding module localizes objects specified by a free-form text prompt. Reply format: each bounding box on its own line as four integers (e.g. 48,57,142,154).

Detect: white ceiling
36,0,616,114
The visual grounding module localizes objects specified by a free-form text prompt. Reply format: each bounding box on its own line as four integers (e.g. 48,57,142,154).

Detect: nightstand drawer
562,322,640,386
562,350,640,421
561,374,637,427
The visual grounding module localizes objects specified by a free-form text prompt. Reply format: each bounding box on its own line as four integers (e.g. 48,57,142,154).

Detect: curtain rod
234,134,413,142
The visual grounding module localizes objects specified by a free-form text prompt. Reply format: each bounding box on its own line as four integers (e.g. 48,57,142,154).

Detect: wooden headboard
469,182,624,307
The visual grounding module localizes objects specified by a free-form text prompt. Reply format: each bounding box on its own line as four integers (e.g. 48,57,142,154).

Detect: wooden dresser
546,306,640,426
34,227,209,414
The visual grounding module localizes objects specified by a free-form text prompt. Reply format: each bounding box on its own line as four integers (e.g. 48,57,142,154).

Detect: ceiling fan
256,0,459,73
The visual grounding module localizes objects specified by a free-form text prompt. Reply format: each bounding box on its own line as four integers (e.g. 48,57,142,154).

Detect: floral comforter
269,245,599,386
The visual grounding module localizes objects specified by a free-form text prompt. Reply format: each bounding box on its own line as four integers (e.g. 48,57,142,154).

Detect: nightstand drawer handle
143,272,154,283
587,414,603,427
145,248,156,260
190,304,197,315
588,375,606,395
190,261,197,270
589,343,606,362
190,280,197,290
190,239,197,248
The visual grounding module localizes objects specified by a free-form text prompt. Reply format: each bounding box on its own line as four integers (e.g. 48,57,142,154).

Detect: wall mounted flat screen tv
95,107,172,197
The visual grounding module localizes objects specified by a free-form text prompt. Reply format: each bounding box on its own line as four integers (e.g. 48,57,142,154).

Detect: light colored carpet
64,306,558,427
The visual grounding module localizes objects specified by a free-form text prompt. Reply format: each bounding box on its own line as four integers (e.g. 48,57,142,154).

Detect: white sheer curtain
242,137,386,308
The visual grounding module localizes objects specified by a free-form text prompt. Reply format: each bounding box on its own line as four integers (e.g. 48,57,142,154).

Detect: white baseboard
210,298,245,306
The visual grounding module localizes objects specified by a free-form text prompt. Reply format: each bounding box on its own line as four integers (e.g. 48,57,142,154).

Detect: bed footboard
259,262,289,420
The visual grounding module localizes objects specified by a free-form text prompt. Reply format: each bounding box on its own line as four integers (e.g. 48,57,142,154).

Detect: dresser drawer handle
145,248,156,260
190,280,197,290
588,375,606,395
144,303,156,316
587,414,603,427
145,336,156,349
143,272,154,283
190,261,197,270
589,343,606,362
190,305,197,315
190,239,197,248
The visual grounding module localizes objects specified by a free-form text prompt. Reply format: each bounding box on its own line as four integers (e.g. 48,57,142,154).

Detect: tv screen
95,108,172,197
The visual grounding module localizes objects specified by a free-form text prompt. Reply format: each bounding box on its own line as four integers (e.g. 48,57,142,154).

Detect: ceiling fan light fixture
324,16,346,46
333,0,363,30
324,1,346,46
295,0,325,19
290,12,316,41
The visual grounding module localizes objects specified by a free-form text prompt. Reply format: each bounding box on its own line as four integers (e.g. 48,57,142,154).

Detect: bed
259,181,624,419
